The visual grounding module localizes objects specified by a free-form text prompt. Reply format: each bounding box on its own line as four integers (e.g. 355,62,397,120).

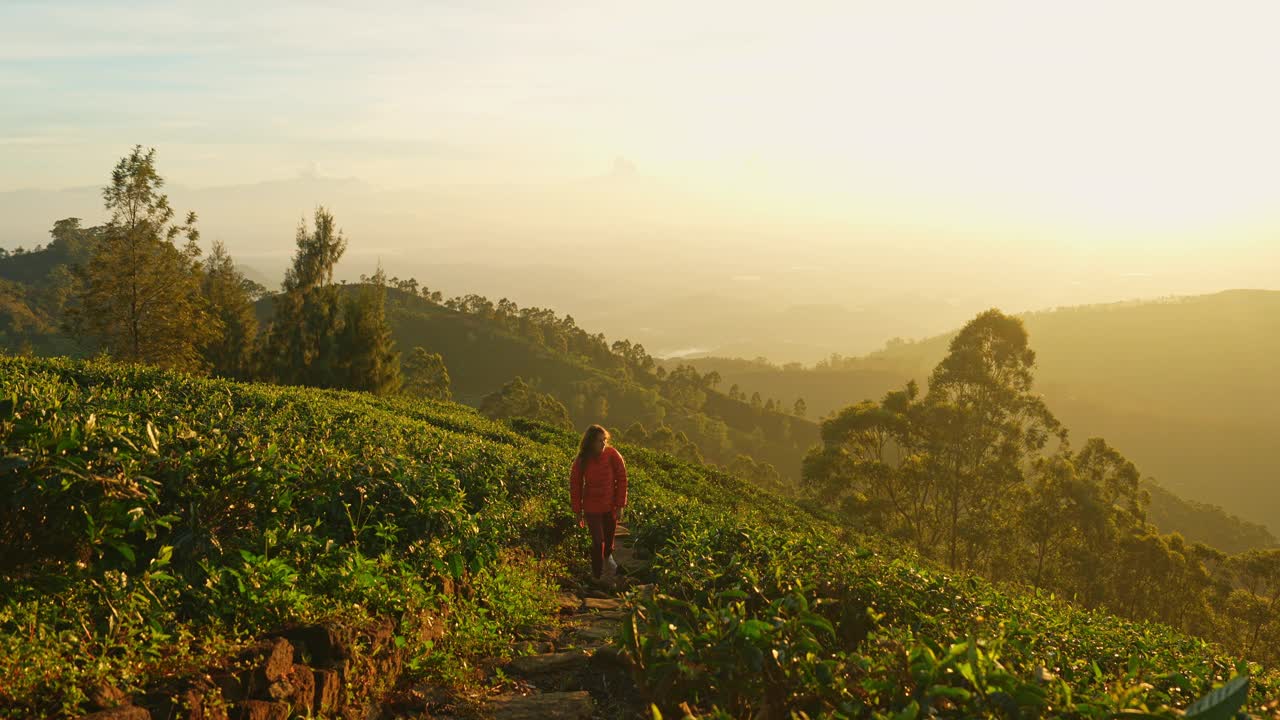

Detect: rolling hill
675,290,1280,541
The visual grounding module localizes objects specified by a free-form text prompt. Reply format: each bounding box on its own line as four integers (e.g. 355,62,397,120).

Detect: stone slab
490,691,593,720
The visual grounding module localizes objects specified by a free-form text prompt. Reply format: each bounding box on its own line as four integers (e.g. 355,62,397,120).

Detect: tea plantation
1,356,1275,718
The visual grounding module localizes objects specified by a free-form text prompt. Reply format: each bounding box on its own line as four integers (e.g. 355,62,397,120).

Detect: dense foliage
675,290,1280,547
0,356,571,717
801,311,1280,672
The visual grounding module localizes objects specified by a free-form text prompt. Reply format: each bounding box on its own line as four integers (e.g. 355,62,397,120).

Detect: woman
569,424,628,582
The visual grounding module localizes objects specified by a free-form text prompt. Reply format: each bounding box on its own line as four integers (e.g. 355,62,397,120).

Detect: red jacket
570,446,628,514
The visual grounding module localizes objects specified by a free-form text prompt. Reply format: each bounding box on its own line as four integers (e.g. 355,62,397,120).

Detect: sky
2,0,1279,358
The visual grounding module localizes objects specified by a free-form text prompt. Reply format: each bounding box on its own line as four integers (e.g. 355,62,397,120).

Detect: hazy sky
5,1,1280,226
3,0,1279,338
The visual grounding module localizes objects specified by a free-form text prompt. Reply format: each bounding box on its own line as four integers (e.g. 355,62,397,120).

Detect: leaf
800,614,835,637
112,542,136,564
1183,676,1249,720
739,619,772,641
892,701,920,720
146,421,160,452
153,545,174,568
928,685,973,702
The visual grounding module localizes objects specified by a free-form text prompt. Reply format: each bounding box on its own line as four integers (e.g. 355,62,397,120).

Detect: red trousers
584,511,617,579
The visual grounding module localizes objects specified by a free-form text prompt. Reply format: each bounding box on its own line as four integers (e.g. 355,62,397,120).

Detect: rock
238,638,294,685
566,619,616,644
516,622,559,642
507,649,589,676
179,686,228,720
265,679,294,702
590,645,631,669
312,669,342,715
277,625,351,667
235,700,289,720
286,665,315,714
555,593,583,614
490,691,594,720
515,640,556,655
582,597,621,611
211,672,252,703
80,706,151,720
87,682,127,710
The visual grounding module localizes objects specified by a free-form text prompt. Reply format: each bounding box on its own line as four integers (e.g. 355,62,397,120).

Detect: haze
4,0,1279,360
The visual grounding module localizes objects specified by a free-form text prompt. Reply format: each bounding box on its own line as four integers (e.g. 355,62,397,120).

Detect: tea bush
1,355,1276,718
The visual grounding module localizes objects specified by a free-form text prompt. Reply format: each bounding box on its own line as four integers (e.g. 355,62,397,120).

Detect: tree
335,268,401,395
201,240,259,379
802,310,1063,571
923,309,1063,570
69,146,218,371
403,346,452,401
793,398,807,418
479,377,573,430
263,207,347,387
1226,549,1280,658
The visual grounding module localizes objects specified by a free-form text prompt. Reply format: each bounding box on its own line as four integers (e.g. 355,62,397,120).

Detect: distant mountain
675,290,1280,540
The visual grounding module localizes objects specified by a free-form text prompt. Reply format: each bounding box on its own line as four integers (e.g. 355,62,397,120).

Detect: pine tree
336,268,401,395
69,146,219,371
264,207,346,387
201,240,259,379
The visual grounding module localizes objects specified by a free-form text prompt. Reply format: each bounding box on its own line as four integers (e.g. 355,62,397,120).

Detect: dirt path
485,524,649,720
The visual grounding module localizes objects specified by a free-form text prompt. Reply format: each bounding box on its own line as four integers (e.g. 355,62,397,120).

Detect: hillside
2,355,1275,718
674,290,1280,539
296,285,818,480
0,235,816,484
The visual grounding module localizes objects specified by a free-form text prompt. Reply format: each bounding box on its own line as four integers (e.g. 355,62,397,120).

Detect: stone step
507,649,589,676
555,593,582,615
564,618,617,644
490,690,594,720
582,597,621,611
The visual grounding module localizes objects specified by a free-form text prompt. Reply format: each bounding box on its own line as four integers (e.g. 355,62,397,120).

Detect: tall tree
201,240,259,379
402,346,452,401
923,309,1063,570
263,207,346,387
69,146,218,371
336,268,401,395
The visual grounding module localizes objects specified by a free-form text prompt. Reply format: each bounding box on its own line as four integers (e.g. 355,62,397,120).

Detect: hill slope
676,290,1280,538
1,356,1275,717
377,288,819,478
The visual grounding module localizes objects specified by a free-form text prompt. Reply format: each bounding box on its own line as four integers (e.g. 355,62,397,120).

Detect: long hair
576,424,610,467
